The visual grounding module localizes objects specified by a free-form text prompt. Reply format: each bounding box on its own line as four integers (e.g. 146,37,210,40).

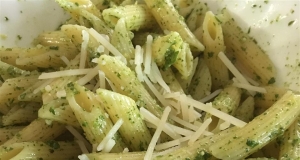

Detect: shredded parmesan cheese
199,89,222,103
33,79,55,94
76,140,89,154
144,35,153,75
88,28,127,64
77,67,99,85
233,81,267,93
188,117,212,146
66,125,91,152
78,154,90,160
97,118,123,152
144,106,171,160
79,30,89,69
98,70,106,89
39,69,92,79
60,56,70,65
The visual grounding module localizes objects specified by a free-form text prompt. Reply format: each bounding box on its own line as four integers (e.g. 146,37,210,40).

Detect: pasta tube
235,96,255,123
66,82,126,152
188,58,212,100
144,0,204,51
220,9,276,85
0,126,24,145
202,11,229,90
209,91,300,159
0,60,30,80
0,141,81,160
4,118,66,145
38,98,80,128
279,115,300,159
97,55,164,119
111,18,135,61
96,88,152,151
2,102,40,126
152,31,194,79
102,4,157,31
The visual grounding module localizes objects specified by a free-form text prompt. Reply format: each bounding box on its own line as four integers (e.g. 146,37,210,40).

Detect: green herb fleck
49,46,59,50
4,17,9,21
49,107,55,115
46,140,60,149
163,46,178,70
268,77,276,84
194,150,212,160
246,139,259,148
288,20,295,26
17,35,22,40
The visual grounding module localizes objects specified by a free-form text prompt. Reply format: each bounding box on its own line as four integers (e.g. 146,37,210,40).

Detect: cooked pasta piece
254,86,288,109
0,75,40,114
96,88,152,151
15,45,78,70
57,0,113,36
0,126,24,145
110,18,135,61
202,11,229,90
97,55,164,119
66,82,126,152
0,48,28,70
103,4,157,31
235,96,255,123
0,141,81,160
188,58,212,100
152,31,194,79
160,68,184,93
38,98,80,128
203,85,241,131
3,118,66,145
209,91,300,159
144,0,204,51
219,10,276,85
0,60,30,80
279,115,300,160
2,102,40,126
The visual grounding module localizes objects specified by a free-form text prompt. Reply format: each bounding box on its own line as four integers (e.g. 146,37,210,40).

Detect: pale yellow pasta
254,86,288,109
235,97,255,123
38,98,80,128
0,75,39,114
97,54,164,119
66,82,126,152
110,18,135,61
0,48,27,70
151,31,194,79
202,11,229,90
279,115,300,160
0,141,81,160
2,102,40,126
103,4,157,31
3,118,66,145
0,60,30,80
96,88,152,151
209,91,300,159
188,58,212,100
219,9,276,85
0,126,24,145
144,0,204,51
160,68,184,93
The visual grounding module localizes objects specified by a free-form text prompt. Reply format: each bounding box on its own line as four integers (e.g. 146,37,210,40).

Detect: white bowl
0,0,299,92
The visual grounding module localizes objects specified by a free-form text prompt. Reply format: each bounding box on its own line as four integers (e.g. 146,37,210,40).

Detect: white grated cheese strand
144,106,171,160
76,140,89,154
98,70,106,89
97,118,123,152
78,154,90,160
77,67,99,86
88,29,127,64
102,139,116,153
232,81,267,93
151,61,171,93
199,89,222,103
66,125,91,152
39,69,92,79
33,79,55,94
60,56,70,65
188,117,212,146
79,30,89,69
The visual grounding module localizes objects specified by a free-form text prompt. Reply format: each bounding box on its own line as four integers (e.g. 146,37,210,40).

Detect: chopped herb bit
46,140,60,149
49,107,55,115
268,77,276,84
4,17,9,21
246,139,259,148
75,2,79,6
247,27,251,34
17,35,22,40
163,46,178,70
207,52,214,58
49,46,59,50
194,150,212,160
288,20,295,26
